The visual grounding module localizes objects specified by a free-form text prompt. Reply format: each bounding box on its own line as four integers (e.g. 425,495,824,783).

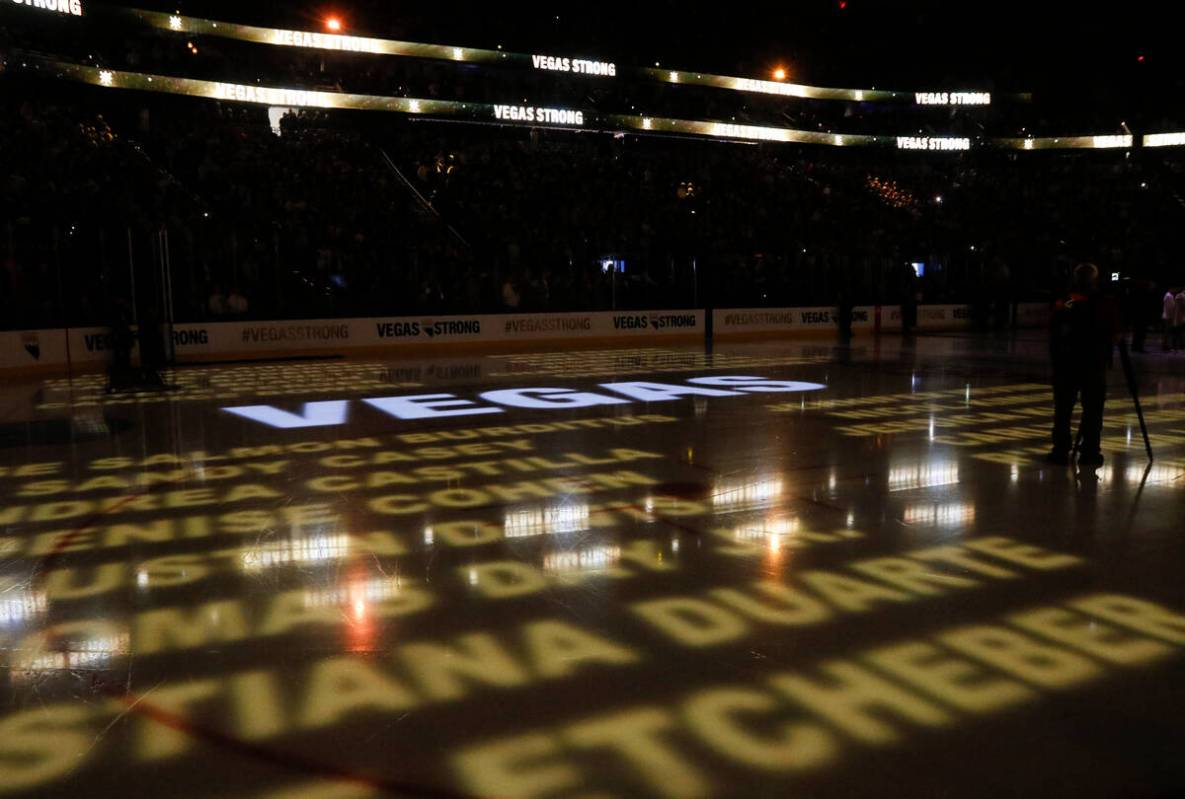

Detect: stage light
325,16,342,32
773,67,787,81
1137,54,1145,63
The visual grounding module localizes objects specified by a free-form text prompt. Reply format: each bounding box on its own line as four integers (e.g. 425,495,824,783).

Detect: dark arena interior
3,2,1185,797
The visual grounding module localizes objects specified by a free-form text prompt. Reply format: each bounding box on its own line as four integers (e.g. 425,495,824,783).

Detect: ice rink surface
2,333,1185,798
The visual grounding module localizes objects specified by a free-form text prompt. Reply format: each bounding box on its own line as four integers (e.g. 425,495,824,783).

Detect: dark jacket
1050,291,1116,374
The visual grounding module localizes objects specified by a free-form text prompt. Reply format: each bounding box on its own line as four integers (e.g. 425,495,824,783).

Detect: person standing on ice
1048,263,1117,468
1165,286,1179,351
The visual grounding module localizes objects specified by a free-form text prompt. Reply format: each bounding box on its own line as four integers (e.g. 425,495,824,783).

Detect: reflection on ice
241,532,352,571
1091,462,1185,486
505,504,591,538
888,460,960,491
303,577,404,609
12,631,131,681
543,545,622,573
1133,463,1185,484
903,502,976,526
732,517,801,542
0,587,48,626
712,476,784,509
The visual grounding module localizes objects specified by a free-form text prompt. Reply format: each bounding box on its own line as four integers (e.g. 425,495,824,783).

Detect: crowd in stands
4,15,1185,332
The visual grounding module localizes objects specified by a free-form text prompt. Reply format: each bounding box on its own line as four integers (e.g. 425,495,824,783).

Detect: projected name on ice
897,136,972,151
10,0,81,15
493,105,585,126
223,376,826,429
532,55,616,77
915,92,991,106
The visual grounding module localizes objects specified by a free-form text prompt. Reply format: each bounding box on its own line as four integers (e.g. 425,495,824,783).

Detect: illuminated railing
998,134,1135,151
10,2,1020,106
13,58,1148,152
1144,132,1185,148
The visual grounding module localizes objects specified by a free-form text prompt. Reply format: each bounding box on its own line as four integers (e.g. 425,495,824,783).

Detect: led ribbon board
1143,133,1185,148
996,135,1134,150
108,6,1017,106
25,58,1135,152
8,0,83,16
914,92,991,106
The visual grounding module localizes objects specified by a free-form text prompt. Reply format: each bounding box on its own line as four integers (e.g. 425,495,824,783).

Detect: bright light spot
889,461,960,492
168,15,182,30
352,598,366,621
642,117,652,130
669,71,679,82
773,67,787,81
409,100,421,113
543,546,621,573
423,525,434,546
240,533,350,572
505,504,590,538
136,570,149,588
1024,139,1034,150
903,502,976,526
713,477,784,509
734,517,799,543
325,17,342,32
0,588,47,625
453,47,464,60
934,195,944,204
834,134,844,146
99,70,113,86
1010,464,1019,483
846,512,855,528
